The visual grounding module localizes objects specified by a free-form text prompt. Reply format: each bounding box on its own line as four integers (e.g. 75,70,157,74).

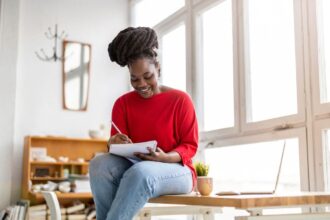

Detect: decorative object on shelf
30,147,47,160
34,167,50,177
35,24,68,62
194,161,213,196
88,124,106,139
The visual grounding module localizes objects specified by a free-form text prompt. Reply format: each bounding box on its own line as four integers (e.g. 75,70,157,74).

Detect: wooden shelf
30,161,89,166
22,135,107,205
30,135,107,143
31,177,67,181
30,191,93,199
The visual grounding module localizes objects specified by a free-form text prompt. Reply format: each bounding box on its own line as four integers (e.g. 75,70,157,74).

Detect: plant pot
197,176,213,196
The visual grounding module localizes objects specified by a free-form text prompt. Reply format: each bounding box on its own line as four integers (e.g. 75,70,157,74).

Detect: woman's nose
136,79,147,87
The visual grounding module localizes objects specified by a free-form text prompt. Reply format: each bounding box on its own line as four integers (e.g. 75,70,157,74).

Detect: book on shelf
86,210,96,220
29,204,47,212
66,203,85,214
16,199,30,220
47,207,67,215
28,209,47,217
67,214,86,220
46,214,67,220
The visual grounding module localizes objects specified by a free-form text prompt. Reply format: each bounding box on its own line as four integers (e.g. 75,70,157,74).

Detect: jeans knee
89,154,107,175
123,165,156,196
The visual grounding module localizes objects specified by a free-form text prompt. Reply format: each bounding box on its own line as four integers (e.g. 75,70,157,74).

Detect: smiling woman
62,40,91,111
89,26,199,220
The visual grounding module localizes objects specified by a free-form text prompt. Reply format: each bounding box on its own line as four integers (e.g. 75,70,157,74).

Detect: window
131,0,327,198
317,0,330,103
200,1,234,131
160,24,186,91
205,138,301,193
131,0,185,27
323,130,330,190
246,0,297,122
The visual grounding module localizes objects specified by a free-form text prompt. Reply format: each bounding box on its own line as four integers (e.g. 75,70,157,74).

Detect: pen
111,121,123,134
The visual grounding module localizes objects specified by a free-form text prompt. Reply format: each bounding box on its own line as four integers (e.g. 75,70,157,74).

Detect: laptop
216,141,286,196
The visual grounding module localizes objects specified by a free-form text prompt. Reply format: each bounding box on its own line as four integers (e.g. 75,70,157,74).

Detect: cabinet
21,136,107,204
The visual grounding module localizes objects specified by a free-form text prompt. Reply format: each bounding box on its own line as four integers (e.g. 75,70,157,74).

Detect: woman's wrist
163,151,181,163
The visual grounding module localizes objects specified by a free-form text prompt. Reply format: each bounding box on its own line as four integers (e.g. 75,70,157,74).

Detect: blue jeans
89,154,193,220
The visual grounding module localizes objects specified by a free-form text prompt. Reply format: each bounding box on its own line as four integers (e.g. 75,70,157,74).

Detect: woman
89,27,198,220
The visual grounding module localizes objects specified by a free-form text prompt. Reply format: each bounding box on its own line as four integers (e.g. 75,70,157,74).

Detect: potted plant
194,161,213,196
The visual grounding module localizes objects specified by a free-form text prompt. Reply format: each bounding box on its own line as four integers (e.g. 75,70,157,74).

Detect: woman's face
128,58,160,99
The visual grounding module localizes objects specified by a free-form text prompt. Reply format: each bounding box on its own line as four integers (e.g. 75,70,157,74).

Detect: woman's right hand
107,134,132,150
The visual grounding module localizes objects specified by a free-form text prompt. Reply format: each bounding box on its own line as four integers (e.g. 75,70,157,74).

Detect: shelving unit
21,136,107,204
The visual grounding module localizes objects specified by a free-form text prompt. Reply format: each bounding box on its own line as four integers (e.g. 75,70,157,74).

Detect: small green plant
194,161,209,176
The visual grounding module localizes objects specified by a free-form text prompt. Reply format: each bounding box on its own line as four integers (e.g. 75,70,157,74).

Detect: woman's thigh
123,161,193,197
89,154,133,185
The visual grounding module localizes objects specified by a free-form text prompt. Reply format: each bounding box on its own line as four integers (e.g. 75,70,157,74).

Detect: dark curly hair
108,27,159,67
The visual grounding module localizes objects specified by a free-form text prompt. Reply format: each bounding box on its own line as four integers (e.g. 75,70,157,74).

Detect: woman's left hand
134,147,168,162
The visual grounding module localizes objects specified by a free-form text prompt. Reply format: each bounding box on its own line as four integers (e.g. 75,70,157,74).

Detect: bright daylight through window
201,1,234,131
318,0,330,103
161,24,186,92
246,0,297,122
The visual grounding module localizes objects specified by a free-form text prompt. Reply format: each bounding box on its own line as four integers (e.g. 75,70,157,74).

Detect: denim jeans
89,154,193,220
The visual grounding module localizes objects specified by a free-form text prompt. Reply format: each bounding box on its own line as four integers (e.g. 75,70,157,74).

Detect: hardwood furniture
138,192,330,220
22,136,107,204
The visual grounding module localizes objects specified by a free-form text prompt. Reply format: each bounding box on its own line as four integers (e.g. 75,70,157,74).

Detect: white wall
0,0,20,209
8,0,129,205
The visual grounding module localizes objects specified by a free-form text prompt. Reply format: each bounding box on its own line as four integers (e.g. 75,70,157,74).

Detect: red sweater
111,89,199,185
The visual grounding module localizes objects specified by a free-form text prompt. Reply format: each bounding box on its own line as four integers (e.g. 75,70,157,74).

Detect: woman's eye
130,78,138,82
144,75,153,80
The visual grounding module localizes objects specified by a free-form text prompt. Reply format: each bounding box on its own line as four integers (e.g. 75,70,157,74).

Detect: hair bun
108,27,159,67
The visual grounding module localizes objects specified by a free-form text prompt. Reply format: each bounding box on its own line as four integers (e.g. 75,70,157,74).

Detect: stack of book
0,200,29,220
28,204,47,220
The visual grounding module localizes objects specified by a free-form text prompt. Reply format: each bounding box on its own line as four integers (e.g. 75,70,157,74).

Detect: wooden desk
138,192,330,220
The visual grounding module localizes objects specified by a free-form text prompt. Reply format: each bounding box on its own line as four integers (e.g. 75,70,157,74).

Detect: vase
197,176,213,196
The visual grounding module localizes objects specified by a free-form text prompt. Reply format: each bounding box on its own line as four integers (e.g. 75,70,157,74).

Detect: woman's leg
89,154,133,220
107,161,193,220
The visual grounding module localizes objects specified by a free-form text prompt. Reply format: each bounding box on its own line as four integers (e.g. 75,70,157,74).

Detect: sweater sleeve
172,95,198,165
111,97,129,136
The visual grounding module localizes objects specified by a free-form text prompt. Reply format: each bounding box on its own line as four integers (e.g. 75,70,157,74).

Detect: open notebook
216,141,286,196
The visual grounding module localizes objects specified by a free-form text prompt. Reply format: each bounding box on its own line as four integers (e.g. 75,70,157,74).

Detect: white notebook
109,140,157,162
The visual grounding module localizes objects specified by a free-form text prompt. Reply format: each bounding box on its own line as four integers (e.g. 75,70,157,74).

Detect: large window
246,0,297,122
317,0,330,103
131,0,185,27
161,24,186,91
205,138,301,193
131,0,330,197
200,1,234,131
